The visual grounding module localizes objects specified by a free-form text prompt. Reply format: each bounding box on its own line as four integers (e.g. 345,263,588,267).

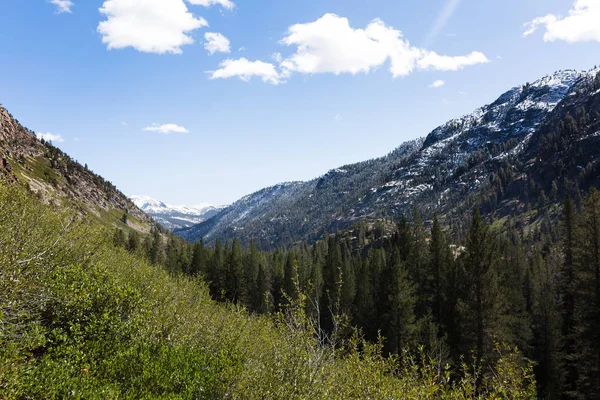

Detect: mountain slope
0,105,153,232
130,195,225,231
178,67,600,249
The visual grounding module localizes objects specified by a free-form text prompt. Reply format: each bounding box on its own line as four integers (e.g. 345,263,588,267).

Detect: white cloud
429,80,445,88
208,13,488,85
121,121,129,126
424,0,463,46
278,14,488,79
204,32,230,54
37,132,65,143
271,52,283,63
334,113,343,121
187,0,234,9
417,51,489,71
97,0,208,54
50,0,73,13
523,0,600,43
209,58,282,84
143,123,190,134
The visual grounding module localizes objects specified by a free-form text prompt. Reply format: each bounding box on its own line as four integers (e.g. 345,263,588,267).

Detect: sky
0,0,599,206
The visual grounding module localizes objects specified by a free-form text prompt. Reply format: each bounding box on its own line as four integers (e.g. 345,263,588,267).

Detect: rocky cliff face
0,104,152,229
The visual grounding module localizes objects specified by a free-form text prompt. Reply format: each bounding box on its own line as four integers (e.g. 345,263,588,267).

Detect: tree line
114,187,600,399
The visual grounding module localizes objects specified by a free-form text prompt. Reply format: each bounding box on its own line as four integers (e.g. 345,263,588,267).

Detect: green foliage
0,182,537,399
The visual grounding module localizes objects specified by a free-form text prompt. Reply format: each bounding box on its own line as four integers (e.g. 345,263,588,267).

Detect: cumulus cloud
187,0,234,9
417,51,489,71
37,132,65,143
278,14,488,78
97,0,208,54
429,80,445,88
209,14,488,84
523,0,600,43
143,123,190,134
50,0,73,13
209,58,283,84
204,32,230,54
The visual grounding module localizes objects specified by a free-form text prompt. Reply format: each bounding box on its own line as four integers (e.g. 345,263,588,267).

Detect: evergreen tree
189,239,207,277
340,241,356,315
256,263,271,313
459,208,504,374
127,230,140,253
243,241,261,309
429,216,446,327
113,228,126,248
560,196,578,397
149,228,164,266
283,252,299,302
574,188,600,398
379,246,416,356
225,239,244,303
208,239,225,300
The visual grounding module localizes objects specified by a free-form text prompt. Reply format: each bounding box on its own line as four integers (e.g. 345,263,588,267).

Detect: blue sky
0,0,599,205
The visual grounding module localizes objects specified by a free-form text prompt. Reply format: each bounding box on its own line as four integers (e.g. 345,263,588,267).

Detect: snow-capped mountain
177,67,600,249
130,195,226,231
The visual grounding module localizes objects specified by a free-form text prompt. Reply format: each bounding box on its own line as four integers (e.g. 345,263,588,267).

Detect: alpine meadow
2,0,600,399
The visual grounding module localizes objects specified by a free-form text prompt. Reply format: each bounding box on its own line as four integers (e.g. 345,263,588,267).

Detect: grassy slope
0,183,536,399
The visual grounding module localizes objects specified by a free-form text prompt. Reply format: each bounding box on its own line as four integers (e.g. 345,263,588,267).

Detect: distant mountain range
177,67,600,249
130,195,226,231
3,66,600,250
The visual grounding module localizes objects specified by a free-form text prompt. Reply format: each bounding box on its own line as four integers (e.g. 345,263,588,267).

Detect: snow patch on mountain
130,195,226,231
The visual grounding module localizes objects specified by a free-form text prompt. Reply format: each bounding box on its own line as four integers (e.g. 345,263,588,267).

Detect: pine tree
208,239,225,300
408,210,429,318
225,239,244,303
189,239,207,277
340,241,356,315
574,188,600,397
429,216,446,327
459,207,504,373
127,230,140,253
283,252,299,302
149,228,164,266
256,263,271,313
379,246,416,356
243,241,261,309
354,256,376,339
113,228,126,248
322,237,343,332
530,249,563,399
561,196,578,397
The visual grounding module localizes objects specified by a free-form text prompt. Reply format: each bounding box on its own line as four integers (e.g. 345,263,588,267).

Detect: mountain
130,195,226,231
177,67,600,249
0,104,153,232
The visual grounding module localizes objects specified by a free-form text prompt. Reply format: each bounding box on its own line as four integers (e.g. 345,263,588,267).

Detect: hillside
178,67,600,249
0,105,153,232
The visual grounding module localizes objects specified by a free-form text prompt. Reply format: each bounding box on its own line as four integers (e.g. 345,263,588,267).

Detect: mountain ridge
177,67,600,249
130,194,226,231
0,105,153,232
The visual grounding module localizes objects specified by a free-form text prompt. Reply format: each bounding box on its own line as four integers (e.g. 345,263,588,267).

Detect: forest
113,186,600,399
1,180,538,399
